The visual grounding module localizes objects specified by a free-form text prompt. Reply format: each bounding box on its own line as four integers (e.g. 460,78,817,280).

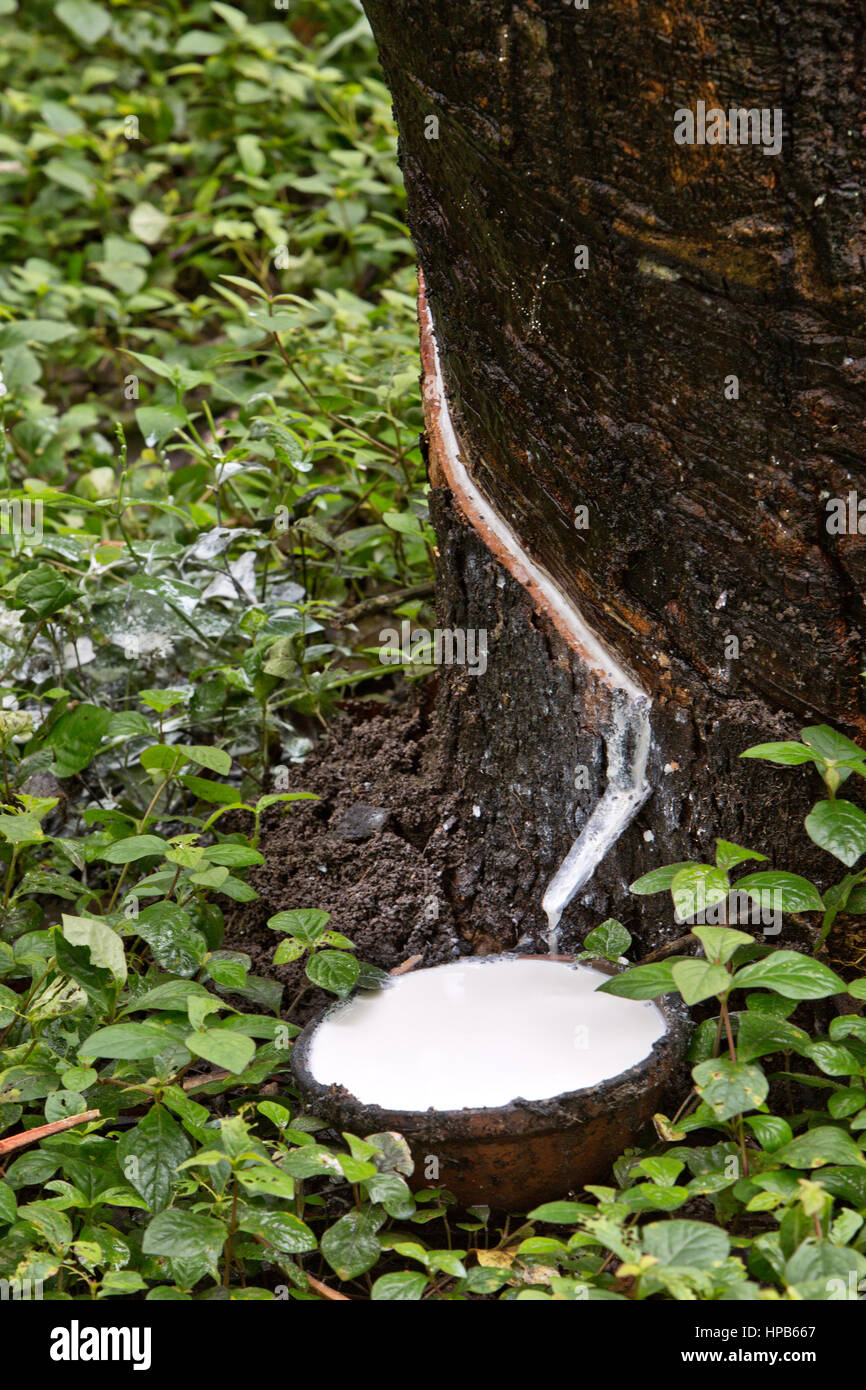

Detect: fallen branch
333,582,435,629
0,1109,101,1157
307,1273,350,1301
249,1233,350,1300
390,954,423,976
182,1068,232,1091
639,933,696,964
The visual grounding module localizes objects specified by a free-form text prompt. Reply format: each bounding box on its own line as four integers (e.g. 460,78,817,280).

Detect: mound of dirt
225,688,512,1022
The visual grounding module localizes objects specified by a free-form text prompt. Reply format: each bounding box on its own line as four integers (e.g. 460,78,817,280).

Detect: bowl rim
290,951,691,1130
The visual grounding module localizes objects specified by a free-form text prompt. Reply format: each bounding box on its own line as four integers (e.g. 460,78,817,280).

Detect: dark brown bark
362,0,866,961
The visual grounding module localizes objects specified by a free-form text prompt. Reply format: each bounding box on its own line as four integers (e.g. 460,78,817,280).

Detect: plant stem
106,773,175,913
720,995,737,1062
1,844,18,916
223,1177,239,1289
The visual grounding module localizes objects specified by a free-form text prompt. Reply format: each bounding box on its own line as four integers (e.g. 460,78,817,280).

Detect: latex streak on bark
418,275,652,944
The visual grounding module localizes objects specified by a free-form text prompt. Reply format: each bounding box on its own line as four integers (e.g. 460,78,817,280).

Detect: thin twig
182,1068,231,1091
390,954,423,976
0,1109,100,1156
307,1274,350,1301
639,933,696,964
332,582,435,629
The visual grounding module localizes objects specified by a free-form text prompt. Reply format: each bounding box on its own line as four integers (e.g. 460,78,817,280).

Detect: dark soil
224,678,866,1030
225,685,515,1024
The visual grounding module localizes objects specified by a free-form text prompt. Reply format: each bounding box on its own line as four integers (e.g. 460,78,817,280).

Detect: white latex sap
305,958,666,1111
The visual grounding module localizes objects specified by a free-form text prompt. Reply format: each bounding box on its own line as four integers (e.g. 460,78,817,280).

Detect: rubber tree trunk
362,0,866,961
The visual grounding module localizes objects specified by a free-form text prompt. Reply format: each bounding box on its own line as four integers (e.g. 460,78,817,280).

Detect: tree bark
362,0,866,962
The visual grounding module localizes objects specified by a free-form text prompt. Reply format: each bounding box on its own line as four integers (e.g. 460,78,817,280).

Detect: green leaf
715,840,766,871
184,1028,255,1074
140,745,194,778
692,1058,769,1120
371,1271,428,1300
671,865,729,922
122,980,212,1014
801,724,866,764
55,0,111,44
806,1041,863,1078
44,157,95,199
831,1015,866,1045
527,1200,594,1223
732,951,846,1000
175,28,226,55
117,1105,192,1212
46,704,111,777
61,914,126,984
744,1114,793,1152
236,1205,316,1255
273,938,306,965
785,1238,863,1295
142,1209,227,1262
135,405,185,445
266,908,330,942
382,510,423,536
305,950,360,997
224,973,282,1015
0,982,18,1028
736,1012,810,1062
366,1132,414,1177
236,134,265,177
363,1171,416,1218
179,774,241,806
204,957,247,990
98,1271,148,1298
101,835,167,864
45,1089,86,1122
134,903,206,977
805,800,866,868
596,960,678,1000
740,741,817,766
670,959,730,1005
629,863,694,895
81,1021,175,1059
581,919,631,960
692,926,754,964
734,871,824,914
204,845,264,868
776,1126,866,1169
18,1200,73,1250
54,933,113,1012
321,1210,382,1281
634,1156,685,1188
0,812,44,845
129,203,170,245
643,1219,730,1269
829,1087,866,1119
181,745,232,774
12,566,77,617
0,1180,17,1225
138,688,186,714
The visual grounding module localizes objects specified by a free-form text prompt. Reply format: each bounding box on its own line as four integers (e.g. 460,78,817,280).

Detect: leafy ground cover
1,0,866,1303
